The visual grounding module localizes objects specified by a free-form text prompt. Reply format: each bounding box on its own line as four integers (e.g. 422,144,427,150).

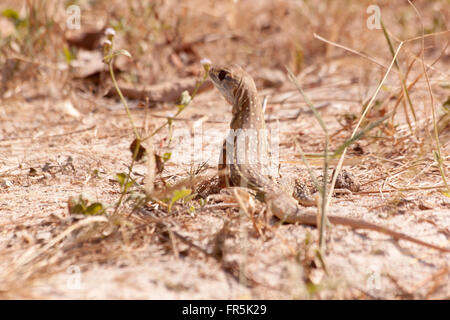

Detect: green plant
102,28,210,217
68,195,105,216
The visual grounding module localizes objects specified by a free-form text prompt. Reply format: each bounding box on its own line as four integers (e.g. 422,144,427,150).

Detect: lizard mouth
208,67,234,105
208,67,219,84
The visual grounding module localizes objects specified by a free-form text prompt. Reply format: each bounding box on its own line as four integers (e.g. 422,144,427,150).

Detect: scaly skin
209,64,449,253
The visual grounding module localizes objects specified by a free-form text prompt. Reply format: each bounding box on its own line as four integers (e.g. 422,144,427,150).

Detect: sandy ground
1,71,449,299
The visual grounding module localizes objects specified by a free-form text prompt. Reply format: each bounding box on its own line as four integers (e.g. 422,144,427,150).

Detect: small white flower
200,58,212,66
105,28,116,36
103,39,112,47
180,90,191,105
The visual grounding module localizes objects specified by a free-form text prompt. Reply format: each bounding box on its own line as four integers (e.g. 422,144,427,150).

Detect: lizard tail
281,209,450,253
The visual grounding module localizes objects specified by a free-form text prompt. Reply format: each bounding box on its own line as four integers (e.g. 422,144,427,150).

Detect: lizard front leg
218,139,229,188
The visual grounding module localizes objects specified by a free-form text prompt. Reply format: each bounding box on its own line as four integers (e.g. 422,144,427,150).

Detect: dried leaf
129,138,146,161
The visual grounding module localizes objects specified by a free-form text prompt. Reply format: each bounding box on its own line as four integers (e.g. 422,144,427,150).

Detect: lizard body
209,64,449,253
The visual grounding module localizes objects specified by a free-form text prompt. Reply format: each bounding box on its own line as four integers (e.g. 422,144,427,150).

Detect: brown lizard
209,63,449,253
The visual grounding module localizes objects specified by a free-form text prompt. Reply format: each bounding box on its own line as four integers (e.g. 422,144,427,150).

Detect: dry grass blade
15,216,109,267
380,20,417,132
286,67,329,249
332,112,392,157
326,42,404,210
313,33,387,69
407,0,449,194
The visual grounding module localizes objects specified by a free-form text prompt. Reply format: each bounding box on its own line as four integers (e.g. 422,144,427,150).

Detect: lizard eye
218,70,227,81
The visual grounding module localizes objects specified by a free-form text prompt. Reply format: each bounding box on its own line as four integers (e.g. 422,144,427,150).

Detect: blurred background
0,0,449,99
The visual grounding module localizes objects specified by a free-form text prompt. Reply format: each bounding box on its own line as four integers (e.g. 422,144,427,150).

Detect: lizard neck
227,77,271,188
230,79,265,131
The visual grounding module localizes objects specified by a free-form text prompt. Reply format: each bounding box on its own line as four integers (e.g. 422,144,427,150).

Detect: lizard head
209,64,257,107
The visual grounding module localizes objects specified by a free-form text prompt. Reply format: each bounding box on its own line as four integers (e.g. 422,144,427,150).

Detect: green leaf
306,282,319,295
380,84,390,92
113,49,132,59
91,169,100,178
168,188,191,212
115,173,127,187
443,96,450,110
125,180,134,189
184,193,196,203
2,9,19,21
162,152,171,162
85,203,104,215
433,150,442,164
68,195,106,216
68,195,86,214
70,204,84,214
172,188,191,202
63,46,75,64
441,190,450,198
198,198,206,207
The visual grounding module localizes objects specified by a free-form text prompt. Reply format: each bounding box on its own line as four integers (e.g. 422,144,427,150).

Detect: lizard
209,63,449,253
